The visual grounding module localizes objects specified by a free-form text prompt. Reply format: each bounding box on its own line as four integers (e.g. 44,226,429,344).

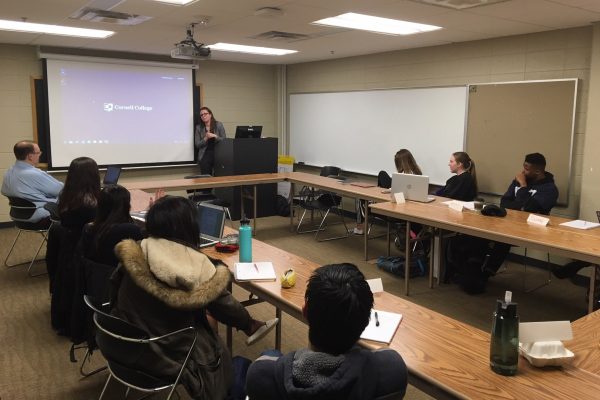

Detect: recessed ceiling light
208,43,297,56
0,19,114,38
151,0,198,5
312,12,441,36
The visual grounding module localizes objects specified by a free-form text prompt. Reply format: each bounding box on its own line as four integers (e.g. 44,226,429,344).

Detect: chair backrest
378,171,392,189
7,196,37,220
83,294,197,389
320,166,341,178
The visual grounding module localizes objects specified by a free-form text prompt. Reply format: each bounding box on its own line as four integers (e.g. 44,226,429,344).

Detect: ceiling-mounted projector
171,23,211,60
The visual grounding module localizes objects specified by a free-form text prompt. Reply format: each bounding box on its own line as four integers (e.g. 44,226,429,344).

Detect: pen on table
374,311,380,327
253,263,259,272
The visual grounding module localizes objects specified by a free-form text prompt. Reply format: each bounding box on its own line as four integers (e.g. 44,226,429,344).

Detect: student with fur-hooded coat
111,196,276,399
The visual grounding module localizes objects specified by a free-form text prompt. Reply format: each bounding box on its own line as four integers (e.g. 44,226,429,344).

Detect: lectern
214,138,278,220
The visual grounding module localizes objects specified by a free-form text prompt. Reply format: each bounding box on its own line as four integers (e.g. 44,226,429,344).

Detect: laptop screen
197,203,226,239
103,166,121,185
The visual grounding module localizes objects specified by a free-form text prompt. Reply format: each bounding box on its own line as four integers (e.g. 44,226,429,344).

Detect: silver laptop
197,202,226,248
391,173,435,203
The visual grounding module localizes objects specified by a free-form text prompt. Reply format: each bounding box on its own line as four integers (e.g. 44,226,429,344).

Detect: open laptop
103,165,122,186
391,173,435,203
197,202,227,248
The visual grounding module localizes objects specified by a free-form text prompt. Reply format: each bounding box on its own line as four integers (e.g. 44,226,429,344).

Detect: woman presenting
194,106,226,175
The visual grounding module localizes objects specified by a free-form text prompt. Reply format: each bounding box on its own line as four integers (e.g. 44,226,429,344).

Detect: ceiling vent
409,0,510,10
250,31,310,42
70,7,152,25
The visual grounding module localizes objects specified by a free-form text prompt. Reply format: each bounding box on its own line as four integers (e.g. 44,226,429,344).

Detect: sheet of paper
234,262,277,281
560,220,600,230
367,278,384,293
392,192,405,204
360,309,402,344
519,321,573,343
527,214,550,226
442,200,475,211
448,201,464,212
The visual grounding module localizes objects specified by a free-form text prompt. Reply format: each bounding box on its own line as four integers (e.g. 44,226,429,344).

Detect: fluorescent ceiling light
312,12,441,36
208,43,297,56
0,19,114,38
150,0,198,5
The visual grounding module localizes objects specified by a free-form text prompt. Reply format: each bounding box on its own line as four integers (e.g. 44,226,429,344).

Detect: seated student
483,152,559,276
112,196,277,400
435,151,478,201
353,149,422,234
57,157,101,228
80,185,144,268
1,140,63,223
48,157,102,333
246,263,408,400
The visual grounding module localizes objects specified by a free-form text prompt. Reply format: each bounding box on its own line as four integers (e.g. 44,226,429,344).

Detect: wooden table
205,230,600,400
370,200,600,312
124,172,287,232
286,172,392,259
565,309,600,375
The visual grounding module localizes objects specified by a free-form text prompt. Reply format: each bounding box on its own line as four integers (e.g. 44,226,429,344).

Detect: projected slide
46,58,195,168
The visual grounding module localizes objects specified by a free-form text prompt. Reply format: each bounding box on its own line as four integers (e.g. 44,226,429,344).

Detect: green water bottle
238,216,252,262
490,290,519,376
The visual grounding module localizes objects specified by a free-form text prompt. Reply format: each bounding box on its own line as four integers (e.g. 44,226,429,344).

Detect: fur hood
115,238,231,310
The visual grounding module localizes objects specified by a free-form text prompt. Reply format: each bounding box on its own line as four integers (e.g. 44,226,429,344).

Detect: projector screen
44,58,195,168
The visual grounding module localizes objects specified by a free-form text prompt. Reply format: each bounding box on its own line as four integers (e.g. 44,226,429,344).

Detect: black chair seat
14,218,51,231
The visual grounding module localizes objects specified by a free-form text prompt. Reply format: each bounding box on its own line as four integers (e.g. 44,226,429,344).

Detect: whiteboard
289,86,468,185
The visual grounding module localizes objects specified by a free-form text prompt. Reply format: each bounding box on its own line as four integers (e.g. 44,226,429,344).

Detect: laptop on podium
391,173,435,203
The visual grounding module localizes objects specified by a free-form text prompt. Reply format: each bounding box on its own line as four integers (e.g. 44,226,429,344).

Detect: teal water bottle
239,216,252,262
490,290,519,376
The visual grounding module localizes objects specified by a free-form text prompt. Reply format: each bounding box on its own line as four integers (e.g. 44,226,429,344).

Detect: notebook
360,309,403,344
103,165,121,186
391,173,435,203
197,203,227,248
234,262,277,281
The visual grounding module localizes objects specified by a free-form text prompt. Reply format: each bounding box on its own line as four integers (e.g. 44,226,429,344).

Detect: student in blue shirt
1,141,63,222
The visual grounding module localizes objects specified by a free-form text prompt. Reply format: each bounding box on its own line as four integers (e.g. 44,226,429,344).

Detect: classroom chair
296,166,349,241
4,196,53,276
84,295,196,400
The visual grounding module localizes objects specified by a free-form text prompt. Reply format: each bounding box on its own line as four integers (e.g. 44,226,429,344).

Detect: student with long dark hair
112,196,277,399
81,185,144,267
57,156,101,228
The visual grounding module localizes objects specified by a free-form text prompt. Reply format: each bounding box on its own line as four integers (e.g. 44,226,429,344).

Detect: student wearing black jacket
435,151,478,201
484,153,559,276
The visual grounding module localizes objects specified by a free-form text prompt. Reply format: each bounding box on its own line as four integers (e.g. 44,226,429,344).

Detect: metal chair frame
4,198,52,277
84,296,197,400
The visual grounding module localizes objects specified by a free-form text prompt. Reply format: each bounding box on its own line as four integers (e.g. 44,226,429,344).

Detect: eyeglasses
32,151,42,155
200,113,210,117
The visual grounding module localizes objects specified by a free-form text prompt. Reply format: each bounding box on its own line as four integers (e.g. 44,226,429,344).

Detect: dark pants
485,242,512,274
199,150,215,175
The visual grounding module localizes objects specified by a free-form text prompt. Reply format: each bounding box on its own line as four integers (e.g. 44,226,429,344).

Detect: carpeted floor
0,216,589,399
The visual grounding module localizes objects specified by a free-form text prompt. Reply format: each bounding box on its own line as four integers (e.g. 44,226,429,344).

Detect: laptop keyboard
199,237,216,246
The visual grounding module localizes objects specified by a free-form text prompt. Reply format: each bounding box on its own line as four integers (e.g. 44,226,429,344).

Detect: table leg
240,186,245,219
387,221,391,257
289,182,295,232
275,308,282,350
364,201,369,260
405,221,411,296
588,265,598,314
429,228,435,289
253,185,257,235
